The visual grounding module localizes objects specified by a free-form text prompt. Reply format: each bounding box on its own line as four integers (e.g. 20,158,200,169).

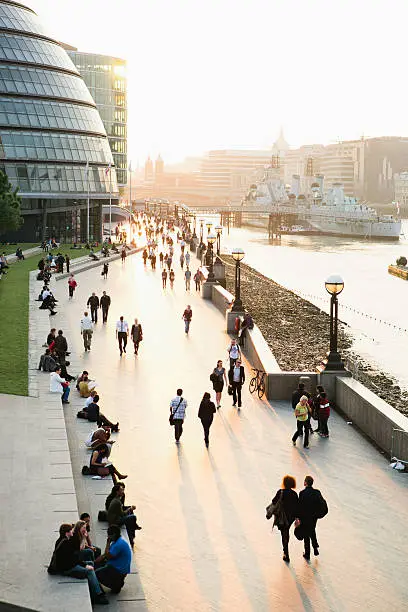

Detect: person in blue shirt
95,525,132,594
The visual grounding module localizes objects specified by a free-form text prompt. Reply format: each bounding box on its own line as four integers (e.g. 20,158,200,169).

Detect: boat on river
245,168,401,240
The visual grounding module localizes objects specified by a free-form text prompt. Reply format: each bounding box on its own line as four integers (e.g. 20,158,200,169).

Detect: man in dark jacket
298,475,327,560
87,292,100,323
228,359,245,408
54,329,68,364
291,382,310,410
100,291,111,323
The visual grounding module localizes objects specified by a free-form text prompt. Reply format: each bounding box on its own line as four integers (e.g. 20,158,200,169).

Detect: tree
0,170,22,235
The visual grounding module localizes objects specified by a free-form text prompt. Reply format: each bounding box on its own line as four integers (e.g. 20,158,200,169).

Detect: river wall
220,255,408,416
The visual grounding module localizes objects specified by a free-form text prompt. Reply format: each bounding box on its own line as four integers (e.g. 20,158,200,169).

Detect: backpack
82,465,91,475
315,493,329,519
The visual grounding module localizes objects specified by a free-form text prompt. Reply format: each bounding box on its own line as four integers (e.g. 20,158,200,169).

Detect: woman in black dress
270,474,299,562
211,360,228,409
198,392,216,447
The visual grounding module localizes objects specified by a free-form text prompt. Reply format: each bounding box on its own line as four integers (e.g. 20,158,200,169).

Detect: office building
0,1,118,242
67,49,128,190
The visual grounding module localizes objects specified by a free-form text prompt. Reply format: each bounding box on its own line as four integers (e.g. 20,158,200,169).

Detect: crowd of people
36,210,332,607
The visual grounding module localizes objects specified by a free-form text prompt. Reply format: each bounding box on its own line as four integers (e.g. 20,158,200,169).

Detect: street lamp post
206,221,212,235
231,247,245,311
199,219,204,244
323,274,345,370
215,224,223,256
206,233,217,282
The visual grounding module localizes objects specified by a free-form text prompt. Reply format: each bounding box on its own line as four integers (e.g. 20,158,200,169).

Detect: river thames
211,217,408,390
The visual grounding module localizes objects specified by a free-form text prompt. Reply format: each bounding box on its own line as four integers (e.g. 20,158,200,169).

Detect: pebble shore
222,256,408,416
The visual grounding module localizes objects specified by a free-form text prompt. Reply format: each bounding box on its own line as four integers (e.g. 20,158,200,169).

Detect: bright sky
28,0,408,165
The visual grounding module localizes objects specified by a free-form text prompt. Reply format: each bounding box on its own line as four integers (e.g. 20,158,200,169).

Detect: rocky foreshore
222,256,408,416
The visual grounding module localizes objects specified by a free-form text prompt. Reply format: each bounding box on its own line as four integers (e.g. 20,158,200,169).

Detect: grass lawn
0,245,88,396
0,243,39,255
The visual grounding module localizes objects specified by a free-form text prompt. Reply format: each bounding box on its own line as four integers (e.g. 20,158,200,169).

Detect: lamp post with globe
323,274,345,370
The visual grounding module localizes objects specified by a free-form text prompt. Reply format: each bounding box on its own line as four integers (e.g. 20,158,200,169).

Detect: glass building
67,50,128,190
0,1,118,242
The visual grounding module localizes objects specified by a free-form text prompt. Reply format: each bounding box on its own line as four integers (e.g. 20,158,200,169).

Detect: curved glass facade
0,1,118,241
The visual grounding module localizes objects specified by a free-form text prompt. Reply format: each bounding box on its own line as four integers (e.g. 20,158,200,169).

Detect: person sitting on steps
88,444,127,484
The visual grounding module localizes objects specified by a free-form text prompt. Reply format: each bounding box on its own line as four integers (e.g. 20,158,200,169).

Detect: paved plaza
50,248,408,612
2,243,408,611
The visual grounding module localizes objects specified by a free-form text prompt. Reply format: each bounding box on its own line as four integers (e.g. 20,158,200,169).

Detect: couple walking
266,474,328,563
169,389,216,447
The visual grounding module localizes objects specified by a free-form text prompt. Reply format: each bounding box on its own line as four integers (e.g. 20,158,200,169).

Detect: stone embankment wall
221,256,408,416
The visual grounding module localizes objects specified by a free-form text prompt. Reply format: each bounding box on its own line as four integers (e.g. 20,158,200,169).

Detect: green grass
0,243,39,255
0,245,89,396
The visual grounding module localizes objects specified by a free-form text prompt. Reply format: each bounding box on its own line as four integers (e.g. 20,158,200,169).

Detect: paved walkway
25,237,408,611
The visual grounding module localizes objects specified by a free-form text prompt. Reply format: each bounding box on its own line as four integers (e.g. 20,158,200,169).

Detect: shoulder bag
266,490,289,528
169,397,183,426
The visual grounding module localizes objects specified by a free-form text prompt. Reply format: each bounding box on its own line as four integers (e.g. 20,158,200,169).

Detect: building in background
67,49,127,191
394,171,408,213
199,149,273,203
0,1,117,242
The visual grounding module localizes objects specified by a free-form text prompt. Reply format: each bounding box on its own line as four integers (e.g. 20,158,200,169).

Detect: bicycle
249,368,266,399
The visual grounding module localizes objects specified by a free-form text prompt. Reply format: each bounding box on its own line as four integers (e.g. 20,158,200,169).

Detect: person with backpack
267,474,299,563
297,475,328,560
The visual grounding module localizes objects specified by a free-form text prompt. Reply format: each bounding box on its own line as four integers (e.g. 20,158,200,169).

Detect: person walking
102,262,109,279
194,269,202,292
87,292,100,324
292,395,311,449
167,255,172,271
80,311,93,352
210,360,228,409
169,268,175,289
142,249,148,265
180,253,185,269
228,339,241,370
121,247,127,263
131,318,143,355
151,253,156,270
268,475,299,563
182,305,192,333
198,392,216,447
169,388,187,444
228,359,245,408
65,254,70,273
184,267,191,290
161,268,167,288
100,291,111,323
297,475,328,560
116,316,129,355
159,251,164,267
185,251,190,267
68,273,77,298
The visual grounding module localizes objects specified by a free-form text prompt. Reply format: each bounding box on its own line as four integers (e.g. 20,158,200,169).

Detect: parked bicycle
249,368,266,399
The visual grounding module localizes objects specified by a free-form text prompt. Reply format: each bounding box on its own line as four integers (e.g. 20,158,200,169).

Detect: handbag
210,372,218,383
169,397,183,426
227,385,233,396
294,523,305,540
265,490,289,528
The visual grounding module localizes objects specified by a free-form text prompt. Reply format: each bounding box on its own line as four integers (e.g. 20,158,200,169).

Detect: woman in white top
228,339,241,370
50,367,70,403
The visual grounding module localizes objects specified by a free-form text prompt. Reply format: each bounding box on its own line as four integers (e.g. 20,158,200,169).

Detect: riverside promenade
2,241,408,611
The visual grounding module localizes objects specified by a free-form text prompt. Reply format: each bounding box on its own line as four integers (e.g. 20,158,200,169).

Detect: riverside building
0,1,118,242
66,49,128,192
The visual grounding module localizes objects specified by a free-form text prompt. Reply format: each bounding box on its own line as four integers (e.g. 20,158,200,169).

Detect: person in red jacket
68,273,77,298
318,392,330,437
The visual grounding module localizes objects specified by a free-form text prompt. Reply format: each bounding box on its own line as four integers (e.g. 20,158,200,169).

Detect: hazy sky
28,0,408,164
